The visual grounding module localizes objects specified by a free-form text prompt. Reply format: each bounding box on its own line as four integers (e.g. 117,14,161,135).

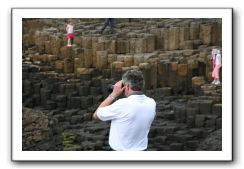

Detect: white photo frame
12,8,232,161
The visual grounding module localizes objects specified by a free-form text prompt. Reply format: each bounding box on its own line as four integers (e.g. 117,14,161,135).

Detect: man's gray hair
122,70,145,91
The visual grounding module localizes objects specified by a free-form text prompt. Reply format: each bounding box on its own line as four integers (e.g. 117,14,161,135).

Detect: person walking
99,18,115,34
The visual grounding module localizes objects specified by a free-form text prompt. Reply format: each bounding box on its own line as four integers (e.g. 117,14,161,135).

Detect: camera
107,83,124,93
107,84,114,93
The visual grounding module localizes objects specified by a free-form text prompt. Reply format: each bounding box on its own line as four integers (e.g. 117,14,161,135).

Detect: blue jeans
100,18,115,33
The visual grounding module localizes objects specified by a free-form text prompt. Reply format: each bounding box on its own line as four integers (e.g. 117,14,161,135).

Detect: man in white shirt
93,70,156,151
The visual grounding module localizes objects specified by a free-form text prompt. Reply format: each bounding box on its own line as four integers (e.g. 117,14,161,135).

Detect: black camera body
107,83,124,93
107,84,114,93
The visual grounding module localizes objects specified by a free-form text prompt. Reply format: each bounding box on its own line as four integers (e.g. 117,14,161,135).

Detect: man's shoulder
146,96,156,104
115,97,129,103
140,95,156,106
129,95,156,104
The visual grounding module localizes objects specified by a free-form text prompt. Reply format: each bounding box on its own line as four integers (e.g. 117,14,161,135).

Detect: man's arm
92,80,125,121
92,94,115,121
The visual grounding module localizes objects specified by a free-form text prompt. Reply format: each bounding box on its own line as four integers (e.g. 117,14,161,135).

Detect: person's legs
70,37,74,45
214,79,220,85
212,65,221,85
109,18,115,34
212,67,216,84
67,38,71,46
100,18,109,34
212,79,216,84
67,34,74,46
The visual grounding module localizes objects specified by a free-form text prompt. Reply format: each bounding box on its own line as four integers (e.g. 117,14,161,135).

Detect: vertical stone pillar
35,31,46,54
150,28,162,50
187,60,199,93
76,68,94,80
74,58,82,74
50,36,63,55
190,22,200,40
199,100,213,115
116,55,125,62
91,36,98,50
60,46,74,59
40,88,51,107
135,38,146,53
177,64,188,94
111,61,124,80
174,103,186,123
117,39,126,54
216,22,222,46
211,22,218,45
56,95,67,109
64,58,74,73
130,65,139,70
96,51,108,70
78,85,89,96
139,63,151,90
186,107,198,128
133,54,144,66
124,40,130,54
168,62,178,93
178,64,188,76
148,58,158,90
129,38,136,53
124,54,134,67
179,27,190,49
107,54,117,65
191,76,205,96
84,49,93,68
82,36,92,49
183,40,193,49
168,27,180,50
162,28,169,51
95,37,105,51
74,48,84,57
158,28,165,51
200,24,212,45
157,60,169,87
55,60,64,73
145,34,155,52
109,39,117,54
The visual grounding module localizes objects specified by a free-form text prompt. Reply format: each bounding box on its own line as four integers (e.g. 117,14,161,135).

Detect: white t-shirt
97,94,156,151
215,53,222,65
66,24,74,34
211,49,218,56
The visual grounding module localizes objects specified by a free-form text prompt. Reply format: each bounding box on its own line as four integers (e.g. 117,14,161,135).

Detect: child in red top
66,21,74,47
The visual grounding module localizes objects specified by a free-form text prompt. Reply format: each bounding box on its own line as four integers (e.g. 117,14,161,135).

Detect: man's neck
127,91,143,97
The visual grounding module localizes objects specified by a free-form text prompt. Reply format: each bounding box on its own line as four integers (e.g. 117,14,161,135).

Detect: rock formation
22,18,222,151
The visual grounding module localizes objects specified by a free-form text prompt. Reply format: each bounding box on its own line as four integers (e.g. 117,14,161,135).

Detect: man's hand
112,80,125,98
93,111,99,121
92,80,125,122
